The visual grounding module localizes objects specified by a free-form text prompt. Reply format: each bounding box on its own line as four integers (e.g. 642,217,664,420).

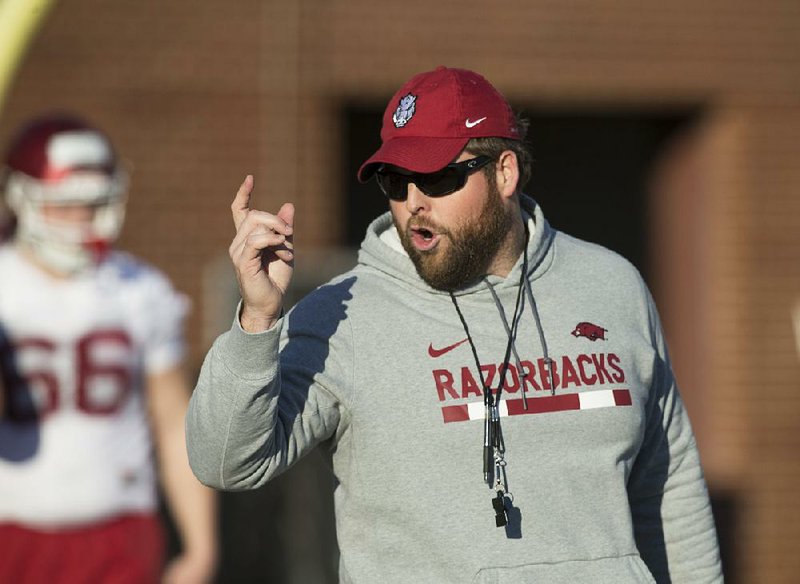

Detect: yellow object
0,0,56,114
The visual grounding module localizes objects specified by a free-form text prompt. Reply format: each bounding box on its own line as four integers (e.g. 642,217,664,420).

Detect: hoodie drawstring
522,274,556,396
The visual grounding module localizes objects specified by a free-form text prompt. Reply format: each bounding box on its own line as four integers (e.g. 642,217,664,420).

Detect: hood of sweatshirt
357,194,556,298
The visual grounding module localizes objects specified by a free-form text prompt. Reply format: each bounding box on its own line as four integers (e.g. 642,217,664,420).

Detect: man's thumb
277,202,295,228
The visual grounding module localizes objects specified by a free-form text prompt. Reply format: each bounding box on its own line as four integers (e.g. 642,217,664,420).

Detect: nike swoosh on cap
428,338,469,358
465,117,487,128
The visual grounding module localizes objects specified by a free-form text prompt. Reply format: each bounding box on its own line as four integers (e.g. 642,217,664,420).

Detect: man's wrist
239,305,280,333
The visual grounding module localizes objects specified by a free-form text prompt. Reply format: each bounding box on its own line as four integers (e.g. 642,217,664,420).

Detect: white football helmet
2,114,128,274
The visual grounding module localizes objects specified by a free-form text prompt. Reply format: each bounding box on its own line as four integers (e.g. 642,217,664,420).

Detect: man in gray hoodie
186,66,723,583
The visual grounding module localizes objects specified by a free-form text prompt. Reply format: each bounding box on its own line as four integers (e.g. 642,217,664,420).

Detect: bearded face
394,178,513,291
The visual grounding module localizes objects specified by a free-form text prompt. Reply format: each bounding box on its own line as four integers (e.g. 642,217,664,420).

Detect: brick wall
2,1,799,582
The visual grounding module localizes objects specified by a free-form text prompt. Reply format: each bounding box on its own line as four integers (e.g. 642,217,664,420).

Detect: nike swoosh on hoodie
428,338,469,358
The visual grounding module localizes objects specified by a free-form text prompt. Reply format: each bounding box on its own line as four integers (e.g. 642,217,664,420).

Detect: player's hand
228,175,294,333
161,552,215,584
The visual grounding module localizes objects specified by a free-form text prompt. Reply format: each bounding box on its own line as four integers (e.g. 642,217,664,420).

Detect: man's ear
496,150,520,199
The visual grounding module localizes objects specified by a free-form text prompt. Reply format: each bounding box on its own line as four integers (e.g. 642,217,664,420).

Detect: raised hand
228,175,294,332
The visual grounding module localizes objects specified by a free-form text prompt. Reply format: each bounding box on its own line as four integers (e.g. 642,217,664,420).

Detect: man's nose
404,183,430,214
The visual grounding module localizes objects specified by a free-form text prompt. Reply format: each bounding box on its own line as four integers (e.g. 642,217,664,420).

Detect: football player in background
0,114,217,583
0,182,13,242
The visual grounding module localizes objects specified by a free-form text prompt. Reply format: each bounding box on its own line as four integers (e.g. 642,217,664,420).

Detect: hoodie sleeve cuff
216,301,283,380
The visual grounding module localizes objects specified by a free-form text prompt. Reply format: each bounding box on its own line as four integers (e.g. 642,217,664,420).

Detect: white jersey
0,245,187,528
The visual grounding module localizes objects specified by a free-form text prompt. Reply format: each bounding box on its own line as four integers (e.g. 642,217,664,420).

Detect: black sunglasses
376,156,493,201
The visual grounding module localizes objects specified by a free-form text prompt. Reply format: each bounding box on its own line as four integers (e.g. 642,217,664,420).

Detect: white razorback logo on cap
393,94,416,128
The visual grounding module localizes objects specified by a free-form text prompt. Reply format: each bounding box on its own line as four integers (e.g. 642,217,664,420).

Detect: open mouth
410,226,440,251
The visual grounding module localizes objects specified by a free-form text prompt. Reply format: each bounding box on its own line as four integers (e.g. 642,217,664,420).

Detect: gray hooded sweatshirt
186,196,722,583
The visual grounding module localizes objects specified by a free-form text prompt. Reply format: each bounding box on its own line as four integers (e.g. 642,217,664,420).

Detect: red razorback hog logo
571,322,607,341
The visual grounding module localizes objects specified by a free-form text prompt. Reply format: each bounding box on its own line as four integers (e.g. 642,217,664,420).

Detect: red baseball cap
357,66,519,182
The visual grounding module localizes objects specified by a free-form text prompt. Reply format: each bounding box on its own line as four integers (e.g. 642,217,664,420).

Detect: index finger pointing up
231,174,254,230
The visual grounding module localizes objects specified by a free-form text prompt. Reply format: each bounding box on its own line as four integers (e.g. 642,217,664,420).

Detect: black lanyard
448,244,528,527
